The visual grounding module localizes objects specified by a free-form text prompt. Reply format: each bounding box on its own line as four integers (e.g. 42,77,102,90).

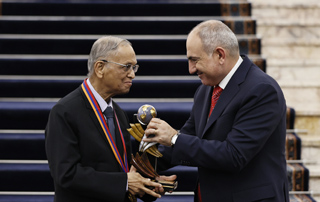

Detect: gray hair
191,20,239,57
87,36,131,77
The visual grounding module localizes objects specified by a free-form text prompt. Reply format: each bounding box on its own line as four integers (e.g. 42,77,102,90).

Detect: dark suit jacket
45,86,132,202
160,55,289,202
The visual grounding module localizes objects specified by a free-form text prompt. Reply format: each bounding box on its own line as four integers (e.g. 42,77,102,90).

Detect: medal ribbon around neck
81,79,129,173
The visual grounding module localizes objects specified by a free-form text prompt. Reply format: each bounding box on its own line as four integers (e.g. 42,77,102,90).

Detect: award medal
81,79,129,173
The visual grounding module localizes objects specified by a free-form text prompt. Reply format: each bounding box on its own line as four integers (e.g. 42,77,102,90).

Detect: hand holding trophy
127,104,178,192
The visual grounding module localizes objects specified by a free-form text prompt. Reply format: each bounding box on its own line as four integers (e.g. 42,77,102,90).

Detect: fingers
138,179,162,198
143,129,157,142
154,175,177,195
144,178,161,188
146,118,162,130
149,118,162,125
154,185,165,195
127,172,162,199
158,174,177,182
144,126,158,142
145,118,164,138
144,118,177,146
143,178,162,198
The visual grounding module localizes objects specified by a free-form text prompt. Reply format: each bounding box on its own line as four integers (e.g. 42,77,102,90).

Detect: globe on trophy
127,104,178,192
136,104,157,125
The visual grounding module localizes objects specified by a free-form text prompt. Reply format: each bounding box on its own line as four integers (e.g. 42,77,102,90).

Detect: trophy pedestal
131,152,178,192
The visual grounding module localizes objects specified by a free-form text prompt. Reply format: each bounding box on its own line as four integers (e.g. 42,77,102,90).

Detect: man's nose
128,68,136,78
188,61,197,75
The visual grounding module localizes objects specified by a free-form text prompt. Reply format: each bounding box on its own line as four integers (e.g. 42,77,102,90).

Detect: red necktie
208,86,223,117
197,183,202,202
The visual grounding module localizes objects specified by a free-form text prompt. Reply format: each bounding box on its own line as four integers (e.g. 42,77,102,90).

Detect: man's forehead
186,45,200,57
187,42,202,57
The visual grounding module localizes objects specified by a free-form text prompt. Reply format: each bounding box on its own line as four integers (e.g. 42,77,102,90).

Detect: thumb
129,165,137,173
158,175,177,182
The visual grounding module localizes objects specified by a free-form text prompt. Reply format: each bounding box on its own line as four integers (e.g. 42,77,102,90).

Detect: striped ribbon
81,79,129,173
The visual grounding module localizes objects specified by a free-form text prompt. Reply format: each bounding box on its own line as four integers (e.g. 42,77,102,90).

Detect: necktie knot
212,86,223,99
104,107,114,118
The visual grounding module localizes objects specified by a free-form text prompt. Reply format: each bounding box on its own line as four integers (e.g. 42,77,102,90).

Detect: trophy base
147,180,178,192
157,180,178,192
131,152,178,192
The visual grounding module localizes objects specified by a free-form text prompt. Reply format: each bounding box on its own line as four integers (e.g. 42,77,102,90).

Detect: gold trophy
127,104,178,192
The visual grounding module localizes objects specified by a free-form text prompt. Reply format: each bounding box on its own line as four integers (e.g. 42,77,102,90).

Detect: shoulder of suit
56,87,83,107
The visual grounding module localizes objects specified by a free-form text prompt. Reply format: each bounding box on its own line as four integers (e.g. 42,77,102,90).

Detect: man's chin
201,80,215,87
117,88,131,96
200,79,209,86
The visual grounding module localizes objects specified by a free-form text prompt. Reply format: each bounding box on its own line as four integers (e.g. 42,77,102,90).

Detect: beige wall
250,0,320,135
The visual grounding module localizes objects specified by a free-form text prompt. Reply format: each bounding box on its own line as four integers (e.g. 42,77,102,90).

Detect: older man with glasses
45,36,175,202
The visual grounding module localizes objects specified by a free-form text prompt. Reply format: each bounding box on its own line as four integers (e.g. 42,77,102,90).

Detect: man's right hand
127,166,162,198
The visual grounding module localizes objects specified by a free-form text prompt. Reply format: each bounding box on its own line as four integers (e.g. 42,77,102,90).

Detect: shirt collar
218,56,243,89
86,79,113,112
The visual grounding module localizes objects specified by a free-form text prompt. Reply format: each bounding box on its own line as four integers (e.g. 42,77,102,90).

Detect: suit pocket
233,183,275,202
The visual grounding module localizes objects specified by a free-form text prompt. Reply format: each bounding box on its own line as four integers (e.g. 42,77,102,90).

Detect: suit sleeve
171,83,286,172
45,103,128,202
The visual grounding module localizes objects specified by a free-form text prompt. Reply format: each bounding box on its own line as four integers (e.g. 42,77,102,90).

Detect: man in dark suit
45,36,174,202
144,20,289,202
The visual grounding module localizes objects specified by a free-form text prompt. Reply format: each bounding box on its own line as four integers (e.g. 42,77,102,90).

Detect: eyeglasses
100,60,139,73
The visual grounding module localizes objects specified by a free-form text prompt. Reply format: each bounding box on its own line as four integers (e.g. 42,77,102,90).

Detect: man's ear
216,47,226,64
94,61,104,78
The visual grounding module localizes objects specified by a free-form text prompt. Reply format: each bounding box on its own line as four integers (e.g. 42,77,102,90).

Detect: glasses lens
133,65,139,73
124,64,139,73
124,64,132,71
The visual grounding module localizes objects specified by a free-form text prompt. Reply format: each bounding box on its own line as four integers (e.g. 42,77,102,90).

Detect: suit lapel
201,56,252,138
197,86,213,138
202,81,239,137
80,86,120,151
80,86,130,171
